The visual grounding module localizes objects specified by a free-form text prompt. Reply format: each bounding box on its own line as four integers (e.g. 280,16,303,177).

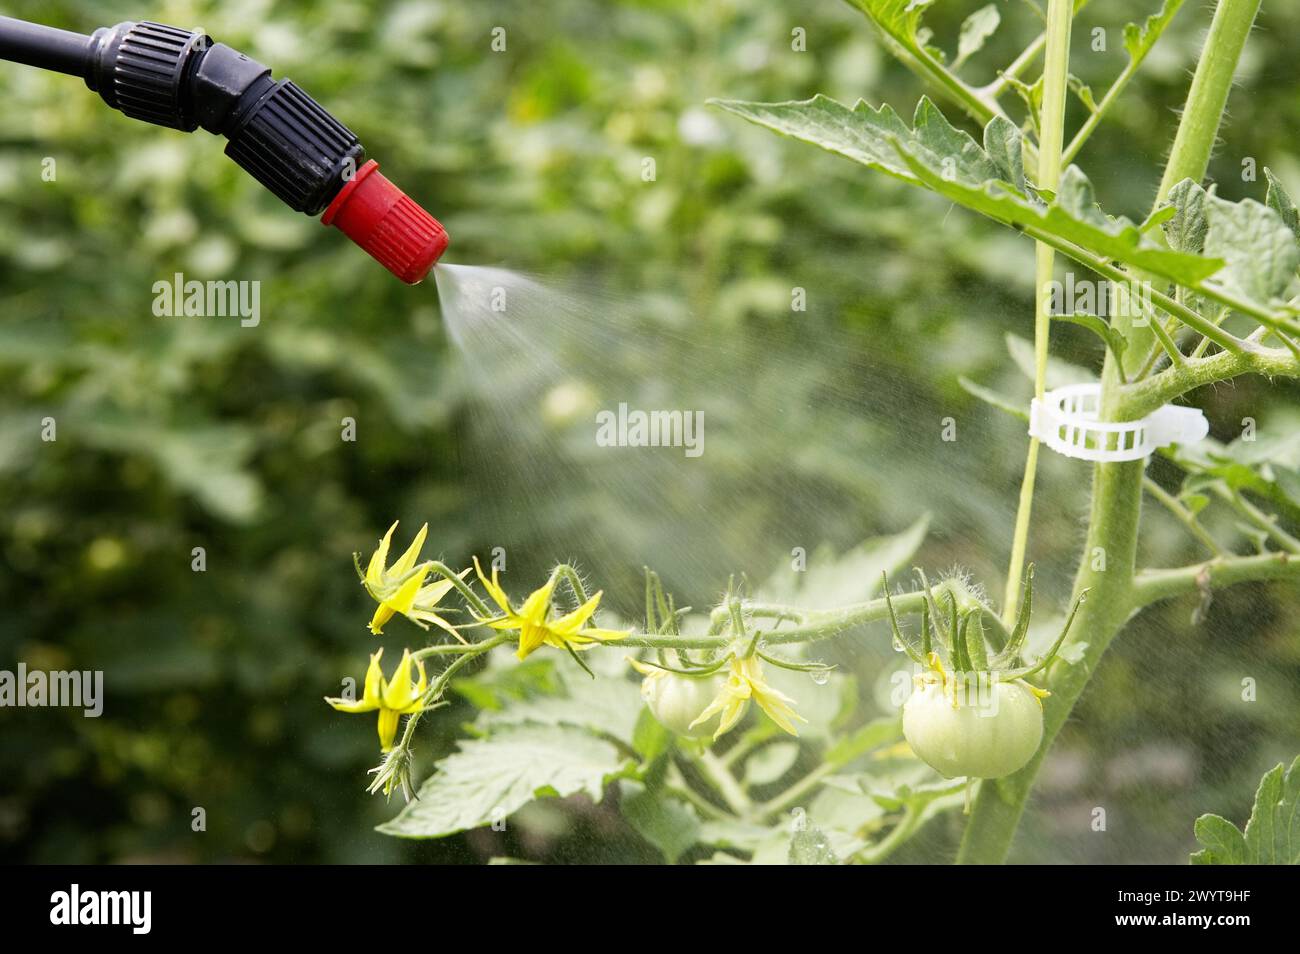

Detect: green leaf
621,782,700,863
632,707,673,764
824,716,904,767
1123,0,1186,63
743,741,801,786
711,95,1225,289
1171,412,1300,525
474,668,645,743
1191,814,1247,865
1190,755,1300,864
1006,332,1096,388
711,95,981,187
1162,178,1211,255
758,512,929,605
1069,74,1097,113
1203,195,1300,304
1264,167,1300,242
1053,312,1128,366
958,376,1029,422
378,724,631,839
788,825,839,864
452,655,559,710
953,4,1000,71
983,115,1025,192
696,818,777,853
845,0,938,68
1004,74,1044,130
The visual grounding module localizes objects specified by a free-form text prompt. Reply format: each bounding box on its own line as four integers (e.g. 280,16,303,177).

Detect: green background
0,0,1296,863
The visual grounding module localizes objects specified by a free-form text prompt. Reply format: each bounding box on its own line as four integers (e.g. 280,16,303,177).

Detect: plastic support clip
1028,383,1208,463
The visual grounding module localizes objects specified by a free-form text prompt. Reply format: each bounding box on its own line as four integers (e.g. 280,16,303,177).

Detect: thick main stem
959,459,1142,863
959,0,1263,863
1003,0,1072,624
1115,0,1262,379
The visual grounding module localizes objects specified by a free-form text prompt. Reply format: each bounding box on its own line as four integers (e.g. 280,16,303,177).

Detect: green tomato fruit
902,677,1043,779
642,670,727,738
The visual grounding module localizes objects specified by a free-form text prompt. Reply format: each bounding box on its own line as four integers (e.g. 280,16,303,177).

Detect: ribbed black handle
103,21,203,130
224,80,364,215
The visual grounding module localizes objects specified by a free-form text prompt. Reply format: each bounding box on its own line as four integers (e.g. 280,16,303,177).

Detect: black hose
0,15,90,77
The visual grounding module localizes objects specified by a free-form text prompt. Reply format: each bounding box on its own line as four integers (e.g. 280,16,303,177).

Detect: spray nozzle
0,15,450,282
322,161,449,285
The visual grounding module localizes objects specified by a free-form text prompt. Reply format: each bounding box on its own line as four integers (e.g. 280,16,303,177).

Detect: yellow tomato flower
473,556,628,659
325,648,428,751
363,521,465,636
690,653,806,740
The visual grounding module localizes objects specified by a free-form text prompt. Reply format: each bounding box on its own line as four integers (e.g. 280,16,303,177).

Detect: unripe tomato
902,677,1043,779
641,670,727,738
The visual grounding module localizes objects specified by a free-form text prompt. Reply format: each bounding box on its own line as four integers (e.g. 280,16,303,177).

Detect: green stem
959,458,1144,863
1218,488,1300,554
426,560,492,617
1018,225,1248,356
618,587,938,649
696,750,753,816
1129,552,1300,607
856,785,965,864
1116,343,1300,420
666,765,734,821
1118,0,1263,378
982,0,1092,99
1003,0,1073,625
1061,0,1184,166
397,633,510,751
960,0,1264,863
857,806,920,864
1142,476,1225,556
757,762,837,821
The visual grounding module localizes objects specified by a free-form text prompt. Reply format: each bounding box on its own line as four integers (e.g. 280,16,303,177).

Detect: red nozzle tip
322,160,449,284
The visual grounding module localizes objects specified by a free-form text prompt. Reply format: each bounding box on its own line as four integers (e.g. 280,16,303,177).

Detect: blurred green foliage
0,0,1296,862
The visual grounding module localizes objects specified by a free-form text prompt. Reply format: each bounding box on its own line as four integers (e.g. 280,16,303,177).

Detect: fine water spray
0,14,450,283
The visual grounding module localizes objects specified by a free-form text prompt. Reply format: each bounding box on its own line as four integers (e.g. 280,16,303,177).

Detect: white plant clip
1029,383,1208,463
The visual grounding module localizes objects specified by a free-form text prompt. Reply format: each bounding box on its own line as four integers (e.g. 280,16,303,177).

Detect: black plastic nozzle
81,20,364,215
0,15,449,281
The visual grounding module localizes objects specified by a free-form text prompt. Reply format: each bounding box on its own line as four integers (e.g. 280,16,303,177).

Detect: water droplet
811,669,830,686
891,635,905,653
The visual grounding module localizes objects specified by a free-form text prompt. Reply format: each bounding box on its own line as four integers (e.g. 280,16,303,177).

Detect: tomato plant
325,0,1300,864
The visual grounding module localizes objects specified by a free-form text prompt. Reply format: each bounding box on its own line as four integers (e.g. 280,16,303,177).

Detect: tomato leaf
1202,194,1300,304
844,0,945,70
473,666,645,743
824,716,904,767
1264,167,1300,241
758,512,929,604
958,376,1029,422
1191,755,1300,864
983,114,1025,192
711,95,1225,288
621,782,700,863
953,4,1000,72
1124,0,1186,64
378,724,633,839
1162,178,1211,255
744,741,802,786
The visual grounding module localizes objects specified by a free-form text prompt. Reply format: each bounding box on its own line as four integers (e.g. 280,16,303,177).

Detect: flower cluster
327,523,823,803
328,522,632,762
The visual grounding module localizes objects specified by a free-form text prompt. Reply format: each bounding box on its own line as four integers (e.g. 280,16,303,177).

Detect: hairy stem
958,0,1265,863
1129,552,1298,607
960,459,1143,863
1119,0,1263,377
1142,476,1225,557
